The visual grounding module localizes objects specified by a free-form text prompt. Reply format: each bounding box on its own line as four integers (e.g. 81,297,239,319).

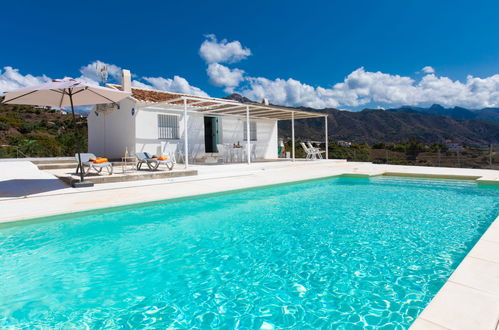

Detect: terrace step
37,161,137,170
37,163,78,170
55,169,198,185
30,158,75,165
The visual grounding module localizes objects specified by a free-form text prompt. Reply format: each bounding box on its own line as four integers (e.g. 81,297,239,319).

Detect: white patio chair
224,143,235,162
177,142,186,164
251,143,257,161
238,145,250,163
162,142,178,164
300,142,317,160
307,142,325,159
189,144,203,164
242,144,257,162
217,144,230,163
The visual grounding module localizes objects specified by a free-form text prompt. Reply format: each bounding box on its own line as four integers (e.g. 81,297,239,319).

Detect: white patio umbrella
2,78,130,187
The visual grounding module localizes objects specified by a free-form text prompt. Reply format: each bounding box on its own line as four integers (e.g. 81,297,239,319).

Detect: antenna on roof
95,63,109,85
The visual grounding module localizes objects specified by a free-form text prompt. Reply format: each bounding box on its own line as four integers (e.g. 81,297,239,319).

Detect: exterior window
243,121,257,141
158,114,179,139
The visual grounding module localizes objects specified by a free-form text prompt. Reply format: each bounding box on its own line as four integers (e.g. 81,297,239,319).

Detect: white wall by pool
88,98,136,159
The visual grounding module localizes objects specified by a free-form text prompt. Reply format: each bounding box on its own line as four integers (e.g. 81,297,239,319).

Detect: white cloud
0,61,125,95
238,67,499,109
5,56,499,111
196,36,499,109
134,75,208,97
206,63,245,93
0,66,51,94
0,61,209,99
241,76,340,108
421,66,435,74
199,34,251,64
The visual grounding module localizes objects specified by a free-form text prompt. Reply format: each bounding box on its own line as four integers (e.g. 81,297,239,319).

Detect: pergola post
246,105,251,165
325,115,328,160
291,111,295,162
183,98,189,169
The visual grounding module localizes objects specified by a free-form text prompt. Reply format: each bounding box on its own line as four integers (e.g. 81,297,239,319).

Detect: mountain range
387,104,499,124
226,94,499,147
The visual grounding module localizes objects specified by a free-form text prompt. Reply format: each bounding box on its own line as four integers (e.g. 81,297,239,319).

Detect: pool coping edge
410,215,499,329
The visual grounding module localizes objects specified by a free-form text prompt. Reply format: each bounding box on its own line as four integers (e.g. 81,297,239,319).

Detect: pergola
129,89,329,168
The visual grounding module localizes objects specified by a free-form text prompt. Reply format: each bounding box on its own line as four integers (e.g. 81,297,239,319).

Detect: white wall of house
87,98,136,159
218,116,278,159
135,106,278,160
134,106,204,158
88,101,278,161
256,119,278,159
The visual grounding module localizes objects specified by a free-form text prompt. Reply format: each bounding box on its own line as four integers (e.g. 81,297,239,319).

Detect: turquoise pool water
0,177,498,329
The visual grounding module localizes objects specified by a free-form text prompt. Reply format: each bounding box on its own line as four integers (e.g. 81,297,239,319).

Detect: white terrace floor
0,159,498,329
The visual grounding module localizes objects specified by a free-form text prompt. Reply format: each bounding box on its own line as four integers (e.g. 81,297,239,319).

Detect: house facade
88,70,327,163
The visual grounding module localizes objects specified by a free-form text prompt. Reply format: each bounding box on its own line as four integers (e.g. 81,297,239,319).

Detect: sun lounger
75,153,113,176
300,142,325,160
307,142,325,159
136,152,174,171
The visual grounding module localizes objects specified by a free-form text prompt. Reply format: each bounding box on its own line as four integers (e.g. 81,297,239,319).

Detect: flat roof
107,84,327,121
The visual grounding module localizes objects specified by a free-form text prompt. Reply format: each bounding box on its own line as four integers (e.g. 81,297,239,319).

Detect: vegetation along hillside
0,97,87,158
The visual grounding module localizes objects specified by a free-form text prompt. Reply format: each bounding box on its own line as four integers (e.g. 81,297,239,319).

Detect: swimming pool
0,176,497,328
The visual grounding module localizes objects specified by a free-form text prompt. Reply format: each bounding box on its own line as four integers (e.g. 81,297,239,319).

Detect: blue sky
1,0,499,110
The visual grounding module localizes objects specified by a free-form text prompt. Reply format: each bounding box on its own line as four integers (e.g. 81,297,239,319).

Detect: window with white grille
243,121,257,141
158,114,179,139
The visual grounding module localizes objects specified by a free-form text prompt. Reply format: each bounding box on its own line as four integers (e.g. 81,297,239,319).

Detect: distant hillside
0,97,87,157
388,104,499,124
224,93,253,103
226,94,499,146
279,108,499,146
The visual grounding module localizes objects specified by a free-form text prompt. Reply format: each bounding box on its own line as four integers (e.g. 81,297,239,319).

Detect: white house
88,70,327,166
444,140,464,152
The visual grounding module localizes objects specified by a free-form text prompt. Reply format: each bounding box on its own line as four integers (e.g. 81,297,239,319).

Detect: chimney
122,69,131,92
262,98,269,105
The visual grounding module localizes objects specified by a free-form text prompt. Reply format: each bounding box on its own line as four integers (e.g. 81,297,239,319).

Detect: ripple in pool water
0,176,498,329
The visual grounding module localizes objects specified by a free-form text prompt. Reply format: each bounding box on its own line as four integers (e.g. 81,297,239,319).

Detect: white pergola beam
200,105,247,114
246,105,251,165
143,96,327,121
325,116,328,160
182,96,240,107
291,111,295,162
183,98,189,169
185,99,219,106
248,109,288,116
196,104,244,112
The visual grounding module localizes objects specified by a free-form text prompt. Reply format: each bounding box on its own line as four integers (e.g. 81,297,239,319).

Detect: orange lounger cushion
93,158,108,164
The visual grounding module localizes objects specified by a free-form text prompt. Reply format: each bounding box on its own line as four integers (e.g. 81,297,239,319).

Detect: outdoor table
121,156,137,174
230,146,244,163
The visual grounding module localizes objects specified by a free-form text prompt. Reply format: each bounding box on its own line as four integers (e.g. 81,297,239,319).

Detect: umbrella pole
69,89,84,183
